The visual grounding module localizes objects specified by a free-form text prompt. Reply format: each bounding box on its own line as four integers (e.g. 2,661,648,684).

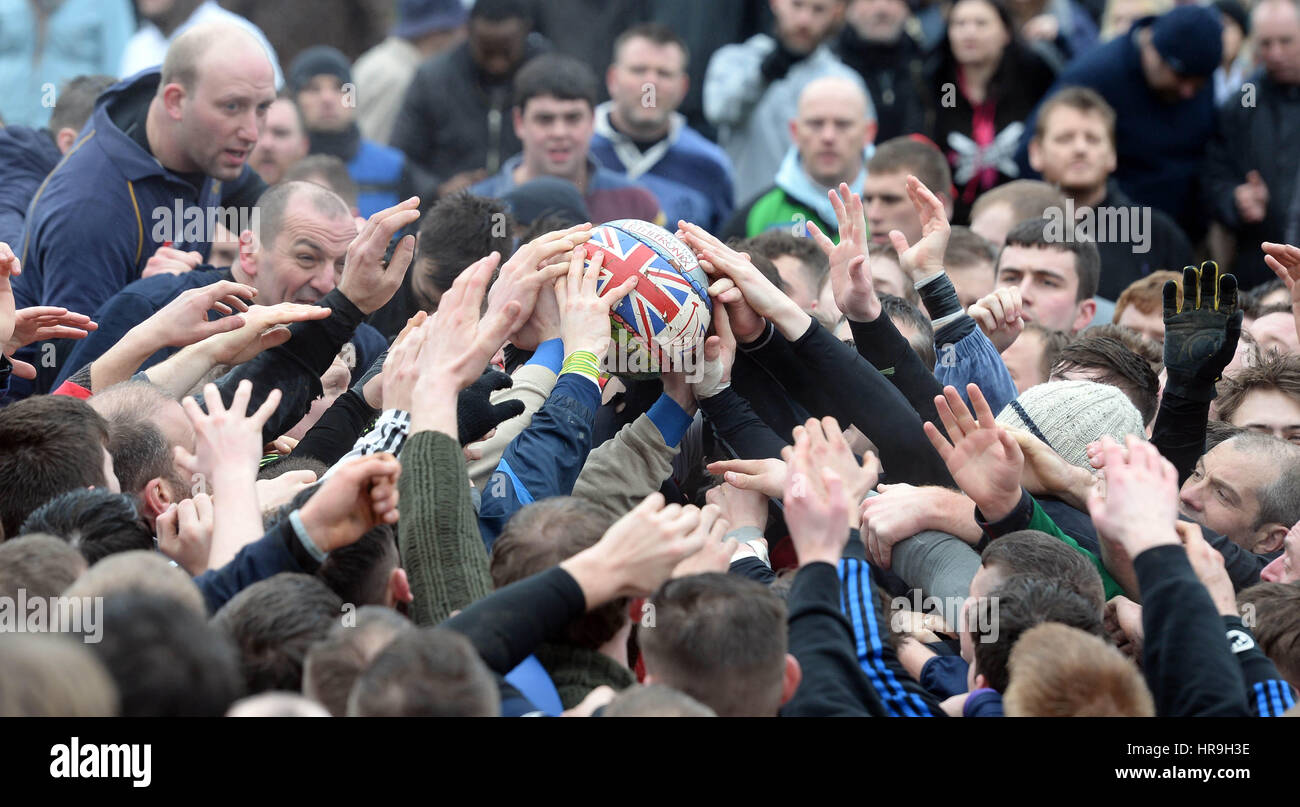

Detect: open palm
808,183,878,322
923,383,1023,520
888,175,950,280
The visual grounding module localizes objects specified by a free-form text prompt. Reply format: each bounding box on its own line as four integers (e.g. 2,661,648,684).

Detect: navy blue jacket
0,125,61,250
477,371,602,550
194,518,321,615
10,69,265,395
1017,22,1216,231
55,266,385,387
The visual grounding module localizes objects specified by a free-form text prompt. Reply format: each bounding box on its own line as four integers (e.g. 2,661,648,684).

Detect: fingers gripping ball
584,220,712,379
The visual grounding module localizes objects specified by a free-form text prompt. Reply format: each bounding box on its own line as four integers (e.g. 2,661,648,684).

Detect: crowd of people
1,0,1299,720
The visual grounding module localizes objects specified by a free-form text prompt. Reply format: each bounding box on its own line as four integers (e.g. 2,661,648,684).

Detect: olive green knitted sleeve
398,429,494,627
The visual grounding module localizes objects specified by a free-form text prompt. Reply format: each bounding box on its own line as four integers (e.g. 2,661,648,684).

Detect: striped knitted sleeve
398,430,493,627
1222,616,1298,717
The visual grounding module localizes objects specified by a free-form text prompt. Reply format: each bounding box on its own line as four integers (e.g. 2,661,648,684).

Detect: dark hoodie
0,125,62,249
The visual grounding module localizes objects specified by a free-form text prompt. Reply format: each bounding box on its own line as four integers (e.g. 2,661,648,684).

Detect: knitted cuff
560,350,602,389
289,510,328,563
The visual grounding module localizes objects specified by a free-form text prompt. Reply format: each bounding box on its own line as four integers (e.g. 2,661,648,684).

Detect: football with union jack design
584,219,712,378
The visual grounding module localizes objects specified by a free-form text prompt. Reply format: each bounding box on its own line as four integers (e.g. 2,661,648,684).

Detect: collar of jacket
308,123,362,162
533,642,635,709
593,101,684,181
774,143,874,226
93,69,214,186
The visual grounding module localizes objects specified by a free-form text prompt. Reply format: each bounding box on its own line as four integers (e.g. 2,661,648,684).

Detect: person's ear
779,653,803,707
387,567,413,607
55,127,80,154
1072,297,1097,334
863,120,878,149
237,229,259,277
605,64,618,98
788,117,799,143
1028,138,1044,174
1253,524,1288,555
973,672,989,691
512,106,525,139
161,82,187,121
141,477,175,523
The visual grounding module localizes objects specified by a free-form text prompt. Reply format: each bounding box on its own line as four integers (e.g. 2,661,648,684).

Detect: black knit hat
288,46,352,95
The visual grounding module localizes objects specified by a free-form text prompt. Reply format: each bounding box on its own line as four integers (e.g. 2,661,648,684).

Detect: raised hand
142,245,204,278
1263,241,1300,348
411,254,527,435
369,312,428,412
1161,262,1241,400
1234,171,1268,224
807,182,879,322
175,380,282,482
338,196,421,314
146,279,257,349
1104,595,1144,663
795,416,879,515
1086,435,1181,558
678,220,810,340
783,426,850,567
1177,520,1238,616
2,305,98,379
860,483,940,570
554,245,638,361
670,504,737,577
706,456,788,499
420,254,524,390
156,494,215,576
968,286,1025,352
298,452,402,553
0,242,20,363
254,469,317,514
561,493,707,602
705,481,769,533
200,301,333,366
923,383,1024,521
687,303,734,398
489,222,592,331
5,306,97,353
1010,427,1095,511
887,175,950,281
175,380,282,569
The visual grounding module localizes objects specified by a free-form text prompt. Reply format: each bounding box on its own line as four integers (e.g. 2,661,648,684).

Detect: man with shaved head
705,0,864,204
722,75,877,240
10,22,278,397
55,181,386,388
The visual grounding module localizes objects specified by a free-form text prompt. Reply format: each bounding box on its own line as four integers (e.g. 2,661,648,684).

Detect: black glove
457,369,525,445
760,40,803,84
1162,262,1242,402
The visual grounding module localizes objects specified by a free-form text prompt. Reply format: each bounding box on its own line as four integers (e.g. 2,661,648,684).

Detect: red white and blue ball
585,219,712,378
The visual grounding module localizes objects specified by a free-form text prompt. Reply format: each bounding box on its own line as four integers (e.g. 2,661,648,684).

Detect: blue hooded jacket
9,68,264,396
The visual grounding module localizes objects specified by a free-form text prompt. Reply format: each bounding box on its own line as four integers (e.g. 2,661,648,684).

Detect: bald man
721,75,877,241
10,22,277,397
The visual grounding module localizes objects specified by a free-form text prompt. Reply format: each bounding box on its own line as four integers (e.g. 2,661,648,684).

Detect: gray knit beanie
996,380,1146,470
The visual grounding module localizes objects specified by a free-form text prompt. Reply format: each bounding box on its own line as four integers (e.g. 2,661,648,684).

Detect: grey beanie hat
996,380,1145,470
